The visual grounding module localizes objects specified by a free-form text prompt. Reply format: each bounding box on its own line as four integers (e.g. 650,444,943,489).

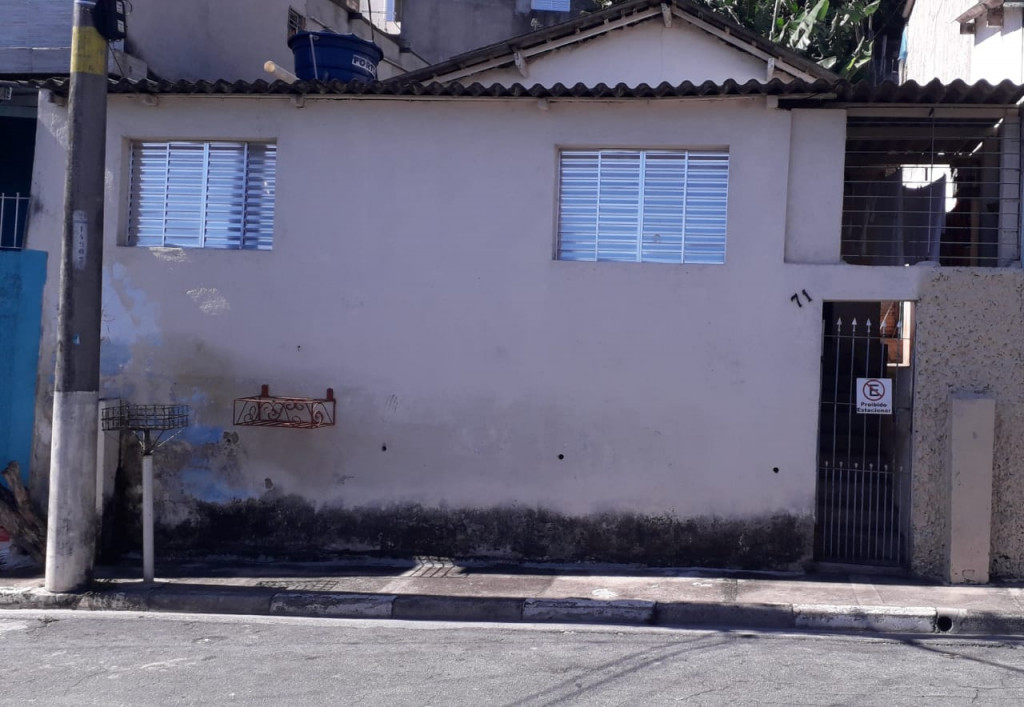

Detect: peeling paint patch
104,263,162,342
150,247,188,263
186,288,230,316
158,497,813,571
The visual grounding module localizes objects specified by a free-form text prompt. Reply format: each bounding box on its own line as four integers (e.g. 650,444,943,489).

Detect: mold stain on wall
144,495,813,571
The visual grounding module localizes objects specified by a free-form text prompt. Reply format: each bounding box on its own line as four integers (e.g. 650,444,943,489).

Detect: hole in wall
557,454,565,460
381,444,388,452
772,467,780,474
936,615,954,632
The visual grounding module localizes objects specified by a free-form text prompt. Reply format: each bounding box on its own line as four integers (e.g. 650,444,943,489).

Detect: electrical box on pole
93,0,127,41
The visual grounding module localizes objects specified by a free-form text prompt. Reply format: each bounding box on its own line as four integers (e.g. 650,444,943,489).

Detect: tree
596,0,885,80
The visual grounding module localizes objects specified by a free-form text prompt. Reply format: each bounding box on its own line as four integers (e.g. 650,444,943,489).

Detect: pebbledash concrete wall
903,1,1024,84
25,90,940,569
911,268,1024,580
902,0,973,83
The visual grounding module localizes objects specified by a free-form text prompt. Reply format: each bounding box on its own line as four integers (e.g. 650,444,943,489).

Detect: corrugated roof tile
31,77,1024,106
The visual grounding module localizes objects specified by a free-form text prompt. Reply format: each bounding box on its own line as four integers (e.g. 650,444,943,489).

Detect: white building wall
972,7,1024,83
470,21,771,87
0,0,73,75
27,92,931,565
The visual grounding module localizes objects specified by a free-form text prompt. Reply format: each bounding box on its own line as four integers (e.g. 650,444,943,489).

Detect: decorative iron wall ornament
233,384,336,429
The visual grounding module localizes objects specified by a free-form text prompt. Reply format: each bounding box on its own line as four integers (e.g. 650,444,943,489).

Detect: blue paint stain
181,425,224,446
179,468,256,503
100,339,133,376
0,249,47,484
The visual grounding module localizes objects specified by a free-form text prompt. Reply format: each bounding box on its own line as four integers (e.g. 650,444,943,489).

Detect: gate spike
836,317,843,333
866,318,872,334
851,318,858,331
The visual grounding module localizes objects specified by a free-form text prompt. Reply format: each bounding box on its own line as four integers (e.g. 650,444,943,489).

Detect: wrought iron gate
815,301,913,566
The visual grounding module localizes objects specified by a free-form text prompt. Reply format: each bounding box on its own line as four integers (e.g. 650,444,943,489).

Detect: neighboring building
0,0,145,78
360,0,403,36
124,0,426,81
401,0,600,65
400,0,832,85
21,0,1024,584
901,0,1020,83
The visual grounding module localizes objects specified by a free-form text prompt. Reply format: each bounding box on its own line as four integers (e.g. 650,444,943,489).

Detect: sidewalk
3,557,1024,635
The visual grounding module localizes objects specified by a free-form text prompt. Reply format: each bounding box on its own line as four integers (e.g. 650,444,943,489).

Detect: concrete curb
0,587,79,610
523,598,655,625
793,604,936,633
1,585,1020,635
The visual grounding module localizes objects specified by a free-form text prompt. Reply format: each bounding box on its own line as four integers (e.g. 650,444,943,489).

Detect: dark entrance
815,301,914,566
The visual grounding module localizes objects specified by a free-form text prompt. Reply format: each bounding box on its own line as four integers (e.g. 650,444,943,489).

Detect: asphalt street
1,611,1024,705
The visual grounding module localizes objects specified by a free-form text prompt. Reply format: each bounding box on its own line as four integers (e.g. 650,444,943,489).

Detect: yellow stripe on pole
71,25,107,76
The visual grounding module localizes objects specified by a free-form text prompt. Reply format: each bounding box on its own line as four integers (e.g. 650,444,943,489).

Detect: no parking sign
856,378,892,415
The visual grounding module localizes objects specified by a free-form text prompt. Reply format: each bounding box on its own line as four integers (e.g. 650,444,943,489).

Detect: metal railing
0,193,29,250
841,116,1021,267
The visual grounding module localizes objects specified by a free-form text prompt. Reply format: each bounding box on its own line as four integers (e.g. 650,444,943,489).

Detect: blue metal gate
0,249,47,483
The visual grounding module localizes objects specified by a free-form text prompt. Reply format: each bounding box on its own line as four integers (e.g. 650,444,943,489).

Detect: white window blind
557,149,729,264
128,141,277,250
531,0,570,11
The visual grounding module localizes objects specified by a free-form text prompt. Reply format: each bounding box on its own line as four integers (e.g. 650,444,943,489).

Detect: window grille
0,193,29,250
128,141,277,250
557,149,729,264
842,115,1021,267
287,8,306,38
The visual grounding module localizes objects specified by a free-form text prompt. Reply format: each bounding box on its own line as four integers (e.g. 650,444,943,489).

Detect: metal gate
815,301,914,566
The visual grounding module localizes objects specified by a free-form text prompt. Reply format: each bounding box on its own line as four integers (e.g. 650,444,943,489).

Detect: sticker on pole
856,378,892,415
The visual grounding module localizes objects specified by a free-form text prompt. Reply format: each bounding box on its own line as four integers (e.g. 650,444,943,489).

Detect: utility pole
45,0,110,593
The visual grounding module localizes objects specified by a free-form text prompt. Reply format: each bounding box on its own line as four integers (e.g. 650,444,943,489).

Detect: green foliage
595,0,882,80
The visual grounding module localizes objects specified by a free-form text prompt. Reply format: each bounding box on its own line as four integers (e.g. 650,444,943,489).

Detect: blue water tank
288,31,384,82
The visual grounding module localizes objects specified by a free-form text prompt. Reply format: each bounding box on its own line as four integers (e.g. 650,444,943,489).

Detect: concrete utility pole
45,0,109,593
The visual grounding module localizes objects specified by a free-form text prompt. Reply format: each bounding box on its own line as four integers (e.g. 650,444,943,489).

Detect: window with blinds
531,0,570,10
128,141,277,250
557,149,729,264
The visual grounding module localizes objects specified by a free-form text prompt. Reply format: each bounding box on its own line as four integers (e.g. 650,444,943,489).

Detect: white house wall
467,20,771,87
972,7,1024,83
29,93,930,566
784,109,847,264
